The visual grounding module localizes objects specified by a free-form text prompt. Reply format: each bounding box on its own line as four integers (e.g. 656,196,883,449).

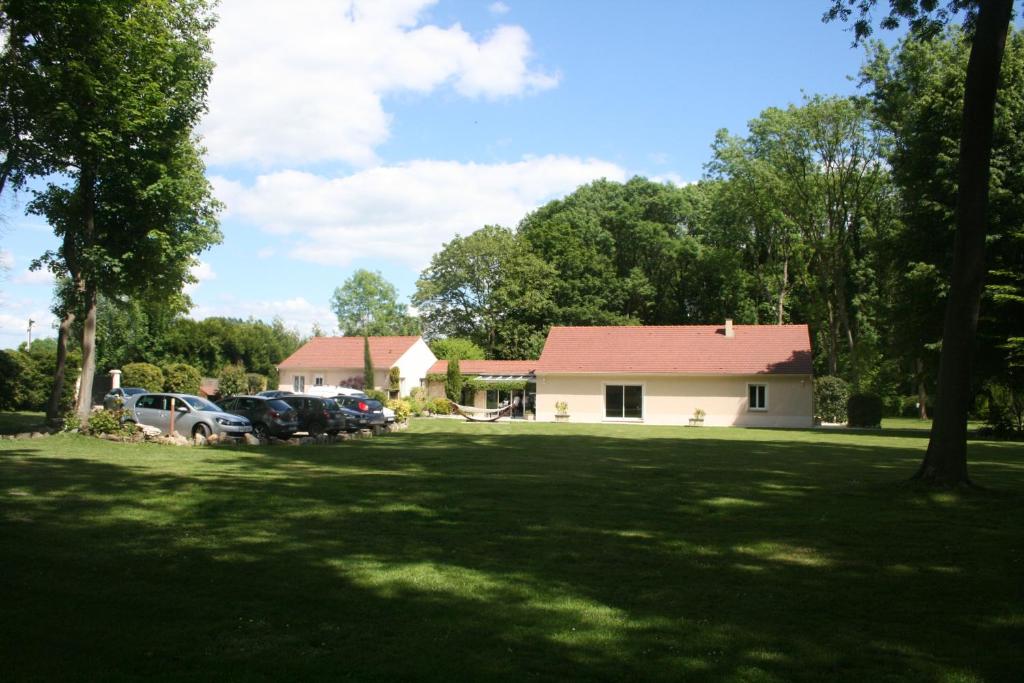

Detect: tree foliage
331,269,420,337
428,337,486,361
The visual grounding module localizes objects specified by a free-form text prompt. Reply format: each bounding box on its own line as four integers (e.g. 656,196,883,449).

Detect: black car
257,390,294,398
218,395,299,440
277,395,348,435
103,386,148,410
334,395,387,428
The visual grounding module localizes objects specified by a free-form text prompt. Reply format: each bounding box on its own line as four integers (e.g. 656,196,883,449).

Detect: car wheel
253,422,268,440
193,423,211,439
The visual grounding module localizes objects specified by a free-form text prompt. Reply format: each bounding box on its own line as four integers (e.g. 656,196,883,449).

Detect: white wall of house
535,373,813,428
279,368,391,393
393,338,438,396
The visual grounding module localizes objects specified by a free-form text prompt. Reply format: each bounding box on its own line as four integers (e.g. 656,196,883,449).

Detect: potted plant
689,408,706,426
554,400,569,423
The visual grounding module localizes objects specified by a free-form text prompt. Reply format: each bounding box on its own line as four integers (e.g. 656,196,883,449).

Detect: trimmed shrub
408,386,425,401
389,366,401,392
85,409,125,435
245,373,267,394
386,398,411,423
218,363,247,397
428,397,451,415
122,362,165,392
847,393,883,428
445,357,463,402
364,389,388,403
163,363,202,395
814,376,849,423
363,336,374,390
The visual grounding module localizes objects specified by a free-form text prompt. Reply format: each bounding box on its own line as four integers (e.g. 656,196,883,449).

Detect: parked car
103,386,148,410
123,393,251,440
334,388,396,423
218,395,300,440
257,390,294,398
334,395,387,428
276,395,348,435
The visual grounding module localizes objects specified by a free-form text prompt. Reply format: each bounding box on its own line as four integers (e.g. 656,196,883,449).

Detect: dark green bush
847,393,883,428
85,409,126,435
814,376,849,423
122,362,165,392
984,381,1023,436
163,363,202,395
218,363,247,397
364,389,388,403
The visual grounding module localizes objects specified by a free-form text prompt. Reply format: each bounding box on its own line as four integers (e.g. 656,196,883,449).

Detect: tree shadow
1,429,1022,681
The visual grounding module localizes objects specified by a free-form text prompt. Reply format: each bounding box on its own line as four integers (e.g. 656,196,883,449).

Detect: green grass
2,420,1022,681
0,410,47,434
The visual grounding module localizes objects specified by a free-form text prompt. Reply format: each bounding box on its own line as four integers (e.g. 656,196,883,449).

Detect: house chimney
725,319,734,338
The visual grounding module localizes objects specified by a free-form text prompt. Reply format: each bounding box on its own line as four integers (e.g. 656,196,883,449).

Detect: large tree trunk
916,0,1013,485
776,255,789,325
75,284,98,421
916,357,929,421
74,169,99,421
46,310,76,423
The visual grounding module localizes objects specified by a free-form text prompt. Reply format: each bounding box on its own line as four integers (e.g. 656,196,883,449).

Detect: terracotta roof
534,325,812,375
428,359,537,375
278,336,420,369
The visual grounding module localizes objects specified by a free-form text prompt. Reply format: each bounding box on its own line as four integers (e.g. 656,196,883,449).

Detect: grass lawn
0,410,47,434
2,420,1022,681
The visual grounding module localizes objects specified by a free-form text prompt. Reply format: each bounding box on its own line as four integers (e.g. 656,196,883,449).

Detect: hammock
449,401,513,422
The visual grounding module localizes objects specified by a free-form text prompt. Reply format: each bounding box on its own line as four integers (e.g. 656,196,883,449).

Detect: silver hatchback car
123,393,252,440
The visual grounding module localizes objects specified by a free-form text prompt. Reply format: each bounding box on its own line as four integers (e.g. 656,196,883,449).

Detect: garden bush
847,393,883,428
815,376,849,423
365,389,388,403
84,409,136,437
386,398,411,423
218,363,247,397
428,397,451,415
163,363,202,395
122,362,165,392
245,373,267,394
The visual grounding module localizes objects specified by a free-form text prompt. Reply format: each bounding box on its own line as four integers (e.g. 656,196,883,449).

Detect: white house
276,336,437,397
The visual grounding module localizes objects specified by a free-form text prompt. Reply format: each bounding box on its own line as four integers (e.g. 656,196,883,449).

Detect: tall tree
1,0,222,420
331,269,420,337
827,0,1016,485
413,226,557,359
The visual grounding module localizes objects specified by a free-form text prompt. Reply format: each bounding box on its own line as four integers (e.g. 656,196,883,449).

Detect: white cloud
256,248,276,260
489,2,510,15
184,260,217,294
190,296,335,337
13,268,54,286
0,248,13,271
0,307,58,350
212,155,626,268
204,0,558,167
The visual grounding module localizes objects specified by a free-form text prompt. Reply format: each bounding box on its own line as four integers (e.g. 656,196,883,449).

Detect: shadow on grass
1,428,1022,681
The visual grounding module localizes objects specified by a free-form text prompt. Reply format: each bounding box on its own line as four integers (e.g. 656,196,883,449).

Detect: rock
15,433,31,440
243,433,261,446
206,433,220,446
193,434,207,446
358,429,373,438
30,432,46,439
139,424,162,437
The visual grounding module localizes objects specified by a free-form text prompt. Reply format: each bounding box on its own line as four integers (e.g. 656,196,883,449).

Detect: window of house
293,375,305,392
748,384,767,411
605,385,643,419
314,376,324,387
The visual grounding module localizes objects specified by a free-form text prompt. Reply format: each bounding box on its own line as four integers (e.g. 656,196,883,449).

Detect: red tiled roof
278,336,420,369
534,325,812,375
428,359,536,375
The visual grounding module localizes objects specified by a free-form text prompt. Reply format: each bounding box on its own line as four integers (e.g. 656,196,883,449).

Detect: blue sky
1,0,891,348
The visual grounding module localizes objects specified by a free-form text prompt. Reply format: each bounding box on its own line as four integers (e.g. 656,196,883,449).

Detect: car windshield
267,399,292,411
124,388,147,396
182,396,221,411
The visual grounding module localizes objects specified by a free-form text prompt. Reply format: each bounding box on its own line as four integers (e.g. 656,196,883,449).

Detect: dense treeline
414,28,1024,420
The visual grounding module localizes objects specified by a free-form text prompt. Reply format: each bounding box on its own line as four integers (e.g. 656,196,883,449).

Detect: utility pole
27,318,35,347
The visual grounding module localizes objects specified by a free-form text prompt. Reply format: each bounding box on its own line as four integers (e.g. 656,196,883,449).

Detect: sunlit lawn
1,419,1021,681
0,410,46,434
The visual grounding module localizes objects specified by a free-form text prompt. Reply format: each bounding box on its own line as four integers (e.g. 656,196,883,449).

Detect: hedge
122,363,165,392
163,363,202,395
814,376,849,423
847,393,883,428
